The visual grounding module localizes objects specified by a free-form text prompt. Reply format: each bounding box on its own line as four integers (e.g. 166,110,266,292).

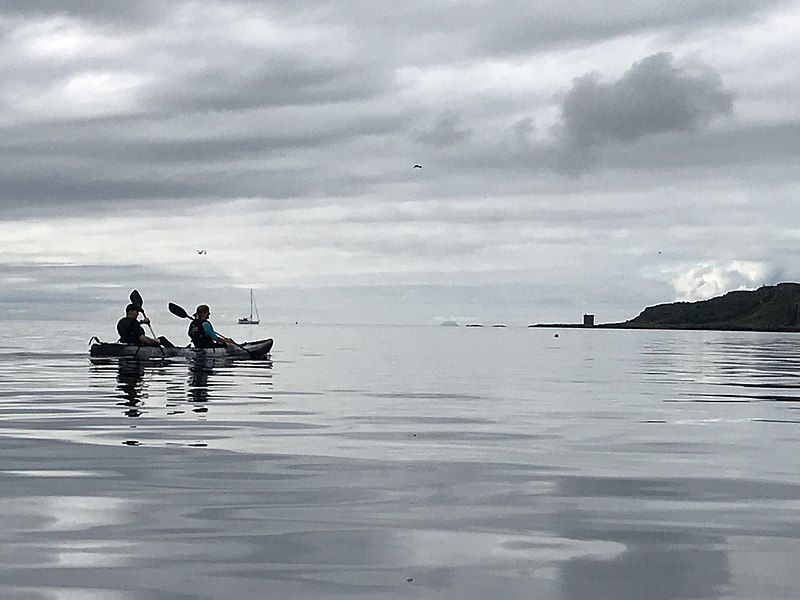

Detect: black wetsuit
117,317,145,345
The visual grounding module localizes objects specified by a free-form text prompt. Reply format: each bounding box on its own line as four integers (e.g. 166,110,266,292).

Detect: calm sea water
2,320,800,599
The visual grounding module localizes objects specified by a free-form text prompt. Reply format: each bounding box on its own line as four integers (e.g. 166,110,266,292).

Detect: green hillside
613,283,800,331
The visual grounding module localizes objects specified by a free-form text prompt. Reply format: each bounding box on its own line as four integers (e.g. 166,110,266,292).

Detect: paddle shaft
139,309,160,342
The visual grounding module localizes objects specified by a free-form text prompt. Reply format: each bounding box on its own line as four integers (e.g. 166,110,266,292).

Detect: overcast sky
1,0,799,325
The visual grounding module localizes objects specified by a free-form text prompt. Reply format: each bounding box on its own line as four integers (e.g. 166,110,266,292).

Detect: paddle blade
168,302,191,319
129,289,143,308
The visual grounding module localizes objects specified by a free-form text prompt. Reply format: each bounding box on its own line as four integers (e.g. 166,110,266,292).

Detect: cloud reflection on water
2,328,800,598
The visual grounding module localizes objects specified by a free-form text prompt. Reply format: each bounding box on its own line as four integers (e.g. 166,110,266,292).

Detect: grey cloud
235,0,787,61
353,207,650,227
1,0,787,64
0,262,237,321
602,121,800,170
149,58,391,113
0,107,412,218
513,117,535,146
0,264,168,320
554,52,734,173
424,116,800,189
0,0,796,328
0,3,787,222
0,169,207,204
0,0,167,25
414,112,472,147
0,115,405,165
0,264,180,296
479,0,786,55
292,236,485,258
0,166,306,214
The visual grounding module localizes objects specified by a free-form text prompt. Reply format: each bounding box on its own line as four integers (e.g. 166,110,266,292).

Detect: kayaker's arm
202,321,236,346
136,318,159,345
138,333,161,346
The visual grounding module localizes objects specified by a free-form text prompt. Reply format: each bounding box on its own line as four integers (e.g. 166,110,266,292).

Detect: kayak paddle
130,289,164,355
168,301,191,320
168,301,254,358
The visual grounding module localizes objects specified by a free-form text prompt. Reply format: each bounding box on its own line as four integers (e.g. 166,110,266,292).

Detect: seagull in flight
413,164,422,169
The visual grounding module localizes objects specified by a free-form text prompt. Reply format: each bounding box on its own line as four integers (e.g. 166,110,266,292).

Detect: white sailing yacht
237,289,260,324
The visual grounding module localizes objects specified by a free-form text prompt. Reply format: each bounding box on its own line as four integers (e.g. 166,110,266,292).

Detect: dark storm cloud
554,52,734,172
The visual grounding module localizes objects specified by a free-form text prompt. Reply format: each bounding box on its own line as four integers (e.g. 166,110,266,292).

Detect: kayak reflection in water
188,358,216,406
188,304,236,349
116,360,146,417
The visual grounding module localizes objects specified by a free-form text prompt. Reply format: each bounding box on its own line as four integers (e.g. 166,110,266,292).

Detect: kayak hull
89,338,273,360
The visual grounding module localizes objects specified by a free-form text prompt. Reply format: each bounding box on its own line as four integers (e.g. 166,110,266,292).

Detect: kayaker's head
194,304,210,320
125,303,141,317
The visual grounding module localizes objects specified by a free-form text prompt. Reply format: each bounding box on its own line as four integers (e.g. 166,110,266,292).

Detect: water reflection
641,333,800,407
560,537,729,600
188,357,216,409
115,360,147,418
86,356,276,448
555,477,731,600
9,327,800,598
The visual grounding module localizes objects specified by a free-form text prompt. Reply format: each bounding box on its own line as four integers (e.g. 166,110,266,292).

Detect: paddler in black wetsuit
116,303,162,346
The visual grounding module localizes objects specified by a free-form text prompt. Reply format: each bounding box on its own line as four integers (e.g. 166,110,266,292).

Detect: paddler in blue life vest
188,304,237,348
117,304,161,346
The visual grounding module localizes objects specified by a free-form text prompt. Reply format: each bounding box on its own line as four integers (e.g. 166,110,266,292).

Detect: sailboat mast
238,288,260,324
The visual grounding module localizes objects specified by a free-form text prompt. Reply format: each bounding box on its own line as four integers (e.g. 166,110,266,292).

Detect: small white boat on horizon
238,289,260,325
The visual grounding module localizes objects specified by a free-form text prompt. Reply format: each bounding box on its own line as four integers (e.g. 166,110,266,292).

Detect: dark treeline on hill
606,282,800,331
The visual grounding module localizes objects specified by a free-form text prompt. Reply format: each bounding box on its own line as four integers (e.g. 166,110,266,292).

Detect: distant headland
532,283,800,332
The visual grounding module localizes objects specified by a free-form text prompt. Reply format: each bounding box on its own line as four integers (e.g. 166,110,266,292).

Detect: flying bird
413,164,422,169
197,249,207,255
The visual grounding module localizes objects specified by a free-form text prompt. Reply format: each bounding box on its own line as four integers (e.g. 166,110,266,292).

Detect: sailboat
237,289,260,325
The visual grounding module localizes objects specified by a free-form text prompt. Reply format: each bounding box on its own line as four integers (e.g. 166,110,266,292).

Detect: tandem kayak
89,338,274,360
